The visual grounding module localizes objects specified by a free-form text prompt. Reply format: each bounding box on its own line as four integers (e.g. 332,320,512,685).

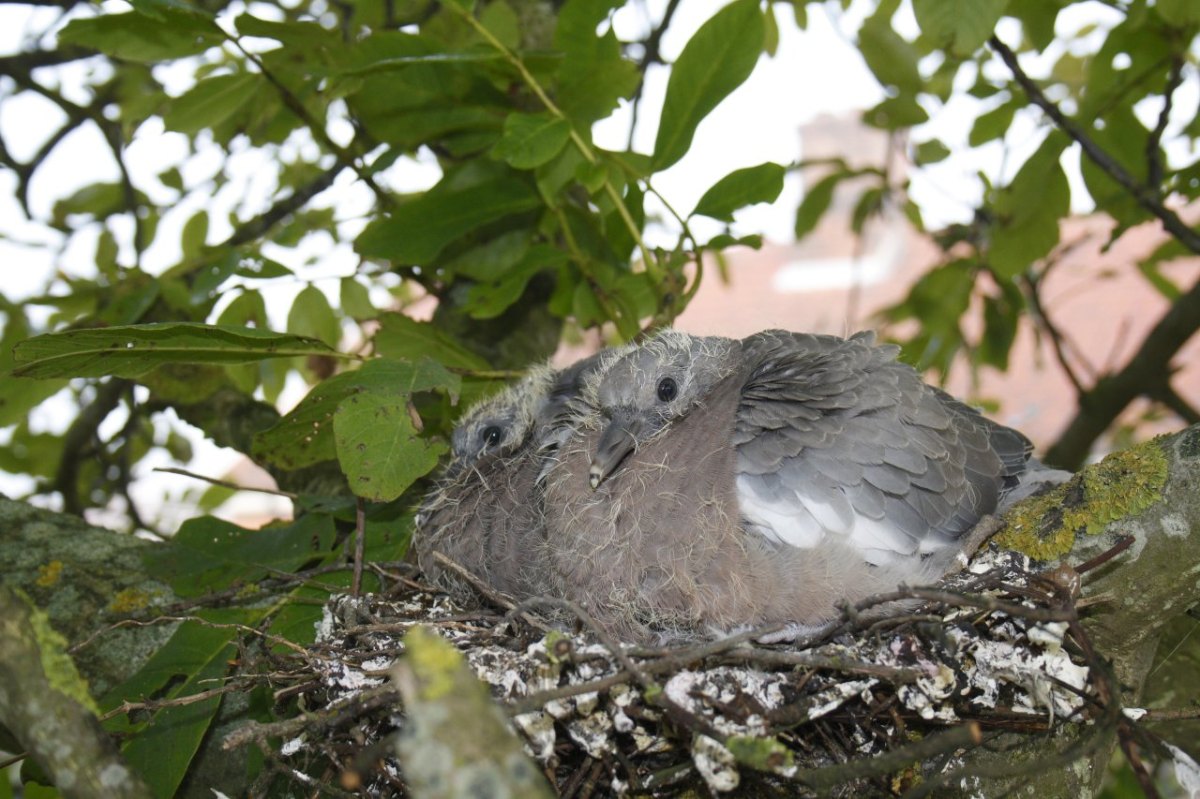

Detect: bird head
445,367,552,478
585,331,738,489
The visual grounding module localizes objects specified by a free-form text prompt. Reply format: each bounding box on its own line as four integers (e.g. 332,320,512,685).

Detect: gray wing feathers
736,330,1034,556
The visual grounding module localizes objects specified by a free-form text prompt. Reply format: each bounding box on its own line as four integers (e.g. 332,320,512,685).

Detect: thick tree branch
0,588,153,799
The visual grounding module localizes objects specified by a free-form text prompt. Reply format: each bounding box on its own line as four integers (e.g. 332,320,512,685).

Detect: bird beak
589,410,640,489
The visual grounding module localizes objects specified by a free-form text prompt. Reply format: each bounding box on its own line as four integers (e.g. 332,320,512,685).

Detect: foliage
0,0,1198,794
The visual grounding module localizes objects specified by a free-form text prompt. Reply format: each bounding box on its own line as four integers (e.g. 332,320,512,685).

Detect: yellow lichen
24,590,99,715
35,560,63,587
726,734,794,771
108,587,153,613
995,439,1169,560
1061,442,1168,534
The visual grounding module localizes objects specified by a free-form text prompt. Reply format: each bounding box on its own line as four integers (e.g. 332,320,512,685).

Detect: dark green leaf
914,139,951,164
103,614,239,798
554,0,640,124
254,357,460,470
373,313,490,371
162,73,261,136
341,277,376,321
143,515,337,595
180,209,209,259
58,10,223,62
858,5,921,94
1006,0,1063,51
692,162,786,222
989,134,1069,277
652,0,765,170
968,96,1017,147
335,392,448,501
287,285,340,347
465,245,568,319
793,172,842,239
1155,0,1200,25
11,323,336,379
356,176,540,264
492,112,572,169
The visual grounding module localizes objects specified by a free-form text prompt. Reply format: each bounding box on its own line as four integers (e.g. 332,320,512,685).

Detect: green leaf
465,244,569,319
492,112,572,170
335,392,448,501
50,182,127,228
989,134,1069,278
57,10,223,62
692,162,785,222
1155,0,1200,25
235,13,343,48
254,357,461,470
103,613,238,798
287,285,340,347
373,313,490,371
11,323,337,379
162,73,261,136
863,94,928,129
1079,105,1152,230
554,0,640,125
341,277,376,321
652,0,765,170
143,515,337,596
793,172,842,239
968,96,1017,147
912,0,1007,57
180,209,209,259
914,139,951,164
858,5,921,95
356,176,540,264
1005,0,1062,52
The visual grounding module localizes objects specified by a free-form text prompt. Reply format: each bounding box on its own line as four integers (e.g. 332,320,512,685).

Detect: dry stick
790,722,982,794
431,551,553,633
505,596,728,742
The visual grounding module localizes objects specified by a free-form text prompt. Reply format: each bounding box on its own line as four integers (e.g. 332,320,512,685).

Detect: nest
224,546,1122,797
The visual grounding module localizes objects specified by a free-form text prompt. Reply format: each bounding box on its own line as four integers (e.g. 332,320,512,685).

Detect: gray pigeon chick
541,329,1061,641
415,354,602,600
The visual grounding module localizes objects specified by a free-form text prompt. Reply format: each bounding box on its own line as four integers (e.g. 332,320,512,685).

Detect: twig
153,466,298,499
989,36,1200,254
1146,56,1185,192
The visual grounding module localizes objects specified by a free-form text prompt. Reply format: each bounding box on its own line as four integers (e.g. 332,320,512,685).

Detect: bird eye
481,425,503,448
656,377,678,402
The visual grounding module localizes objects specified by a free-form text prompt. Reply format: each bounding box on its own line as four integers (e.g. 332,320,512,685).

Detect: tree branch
988,36,1200,255
989,36,1200,468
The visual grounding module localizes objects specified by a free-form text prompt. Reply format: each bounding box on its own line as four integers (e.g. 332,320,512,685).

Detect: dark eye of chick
656,377,678,402
481,425,503,448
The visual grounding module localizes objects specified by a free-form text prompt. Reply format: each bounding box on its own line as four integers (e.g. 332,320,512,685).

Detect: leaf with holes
335,392,448,501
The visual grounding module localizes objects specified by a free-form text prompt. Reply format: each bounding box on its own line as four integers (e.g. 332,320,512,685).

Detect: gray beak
589,409,641,489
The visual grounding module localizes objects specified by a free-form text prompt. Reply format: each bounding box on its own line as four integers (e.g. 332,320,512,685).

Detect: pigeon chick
542,329,1060,641
415,354,601,600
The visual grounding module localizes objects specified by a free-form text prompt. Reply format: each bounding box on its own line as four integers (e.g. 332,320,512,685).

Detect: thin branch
988,36,1200,255
1145,55,1184,192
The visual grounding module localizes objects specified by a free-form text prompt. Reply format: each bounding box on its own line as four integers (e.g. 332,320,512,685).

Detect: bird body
416,328,1064,642
545,329,1053,639
415,354,604,599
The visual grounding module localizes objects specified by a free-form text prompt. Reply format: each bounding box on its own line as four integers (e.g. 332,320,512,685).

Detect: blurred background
1,0,1198,534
